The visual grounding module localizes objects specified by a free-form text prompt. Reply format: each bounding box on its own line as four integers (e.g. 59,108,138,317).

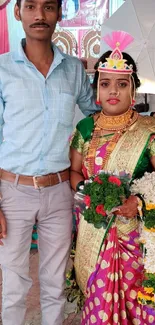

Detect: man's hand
0,209,7,245
115,195,138,219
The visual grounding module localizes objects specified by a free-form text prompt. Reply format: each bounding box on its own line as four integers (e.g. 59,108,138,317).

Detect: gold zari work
75,215,139,294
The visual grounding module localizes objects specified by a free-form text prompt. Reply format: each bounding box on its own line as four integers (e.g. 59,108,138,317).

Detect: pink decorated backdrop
61,0,109,27
0,7,9,54
0,0,109,57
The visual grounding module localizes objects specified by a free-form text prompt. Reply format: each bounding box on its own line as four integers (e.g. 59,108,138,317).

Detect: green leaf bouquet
81,172,131,229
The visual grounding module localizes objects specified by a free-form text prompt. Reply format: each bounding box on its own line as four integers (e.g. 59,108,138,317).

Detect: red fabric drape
0,7,9,54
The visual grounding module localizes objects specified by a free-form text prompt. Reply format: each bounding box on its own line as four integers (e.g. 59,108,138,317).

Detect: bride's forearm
70,170,84,191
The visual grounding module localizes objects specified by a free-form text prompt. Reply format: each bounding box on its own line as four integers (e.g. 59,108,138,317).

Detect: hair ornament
98,31,134,74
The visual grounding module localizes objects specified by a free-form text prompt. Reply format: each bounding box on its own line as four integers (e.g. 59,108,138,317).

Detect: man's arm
77,64,100,116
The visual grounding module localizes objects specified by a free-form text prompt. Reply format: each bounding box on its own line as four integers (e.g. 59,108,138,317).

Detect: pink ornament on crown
98,31,134,74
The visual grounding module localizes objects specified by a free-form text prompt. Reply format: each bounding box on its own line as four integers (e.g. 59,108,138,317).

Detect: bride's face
99,72,133,116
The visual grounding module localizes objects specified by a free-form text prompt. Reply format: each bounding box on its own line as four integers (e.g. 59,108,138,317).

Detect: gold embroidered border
74,215,139,294
74,215,105,294
105,117,155,174
70,129,84,154
115,216,139,237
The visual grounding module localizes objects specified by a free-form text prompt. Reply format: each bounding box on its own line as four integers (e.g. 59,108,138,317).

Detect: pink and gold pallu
81,225,155,324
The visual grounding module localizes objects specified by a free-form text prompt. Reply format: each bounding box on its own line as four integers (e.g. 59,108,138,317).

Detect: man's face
14,0,62,41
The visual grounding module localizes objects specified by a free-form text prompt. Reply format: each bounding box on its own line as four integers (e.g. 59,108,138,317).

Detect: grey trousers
0,178,73,325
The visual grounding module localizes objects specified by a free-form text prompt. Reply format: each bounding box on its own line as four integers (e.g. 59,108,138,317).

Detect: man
0,0,97,324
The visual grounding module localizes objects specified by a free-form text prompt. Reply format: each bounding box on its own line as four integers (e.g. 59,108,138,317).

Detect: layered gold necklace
86,109,138,176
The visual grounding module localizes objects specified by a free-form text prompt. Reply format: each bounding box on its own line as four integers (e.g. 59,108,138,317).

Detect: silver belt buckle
33,175,42,189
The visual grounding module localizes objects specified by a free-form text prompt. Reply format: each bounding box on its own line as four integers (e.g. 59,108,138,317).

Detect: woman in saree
70,31,155,324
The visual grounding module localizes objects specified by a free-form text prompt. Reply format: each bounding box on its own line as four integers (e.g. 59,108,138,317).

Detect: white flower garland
140,227,155,274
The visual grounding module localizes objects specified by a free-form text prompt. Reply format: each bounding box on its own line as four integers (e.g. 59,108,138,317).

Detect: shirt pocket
58,92,76,127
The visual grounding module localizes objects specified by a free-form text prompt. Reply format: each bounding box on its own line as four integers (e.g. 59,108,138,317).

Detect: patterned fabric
149,134,155,156
70,129,85,154
74,215,106,294
71,115,155,179
74,215,139,295
82,226,155,324
0,40,97,175
71,113,155,324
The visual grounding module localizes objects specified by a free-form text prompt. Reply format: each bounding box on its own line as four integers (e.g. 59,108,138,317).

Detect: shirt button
45,106,48,110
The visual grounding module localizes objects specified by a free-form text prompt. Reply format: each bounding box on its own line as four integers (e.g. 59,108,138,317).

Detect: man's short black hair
16,0,62,8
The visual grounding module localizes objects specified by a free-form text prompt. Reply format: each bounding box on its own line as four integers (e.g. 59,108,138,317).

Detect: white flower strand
131,172,155,275
131,171,155,204
140,226,155,274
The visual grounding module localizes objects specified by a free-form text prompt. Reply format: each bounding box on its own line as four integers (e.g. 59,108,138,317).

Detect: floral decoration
131,171,155,308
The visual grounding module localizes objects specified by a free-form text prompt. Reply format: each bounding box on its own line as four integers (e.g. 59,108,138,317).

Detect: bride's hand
115,195,138,219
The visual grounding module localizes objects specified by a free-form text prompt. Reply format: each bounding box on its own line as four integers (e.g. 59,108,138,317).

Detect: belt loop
14,174,20,187
57,172,62,183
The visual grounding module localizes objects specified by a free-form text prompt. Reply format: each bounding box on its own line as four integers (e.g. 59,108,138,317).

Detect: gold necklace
86,109,138,176
96,109,138,131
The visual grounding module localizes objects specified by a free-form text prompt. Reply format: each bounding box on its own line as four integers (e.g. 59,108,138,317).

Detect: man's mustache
30,22,50,28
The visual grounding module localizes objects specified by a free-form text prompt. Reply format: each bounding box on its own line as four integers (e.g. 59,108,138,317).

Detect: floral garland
131,172,155,307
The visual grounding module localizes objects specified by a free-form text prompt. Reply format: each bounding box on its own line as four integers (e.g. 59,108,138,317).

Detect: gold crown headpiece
98,31,134,74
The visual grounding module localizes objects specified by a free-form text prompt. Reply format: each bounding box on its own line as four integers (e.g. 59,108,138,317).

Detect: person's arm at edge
0,78,7,245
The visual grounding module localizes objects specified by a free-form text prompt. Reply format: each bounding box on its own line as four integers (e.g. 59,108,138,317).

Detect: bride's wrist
76,180,84,192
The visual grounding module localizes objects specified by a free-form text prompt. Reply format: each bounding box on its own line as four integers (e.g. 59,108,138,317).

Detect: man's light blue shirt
0,40,98,175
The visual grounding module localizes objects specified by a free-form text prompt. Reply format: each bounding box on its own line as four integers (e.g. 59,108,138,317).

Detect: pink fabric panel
60,0,109,27
82,226,155,324
0,8,9,54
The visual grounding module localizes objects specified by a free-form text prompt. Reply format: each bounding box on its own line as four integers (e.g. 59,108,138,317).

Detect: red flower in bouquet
96,204,106,216
84,195,91,208
94,176,103,184
108,176,121,187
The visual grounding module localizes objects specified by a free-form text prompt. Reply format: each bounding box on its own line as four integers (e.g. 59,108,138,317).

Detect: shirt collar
12,38,66,65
